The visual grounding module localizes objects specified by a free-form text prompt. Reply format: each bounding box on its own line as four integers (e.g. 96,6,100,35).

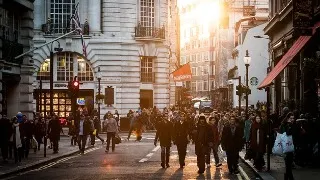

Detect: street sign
250,77,258,86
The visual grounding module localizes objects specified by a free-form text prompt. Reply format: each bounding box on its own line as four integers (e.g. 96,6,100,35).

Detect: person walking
0,115,12,163
127,110,135,140
76,114,92,154
34,116,45,151
250,114,267,171
154,112,173,168
206,115,222,168
194,115,212,174
221,115,244,174
104,113,119,153
280,112,295,180
91,115,104,145
12,117,23,163
173,112,190,168
47,115,61,154
21,115,34,158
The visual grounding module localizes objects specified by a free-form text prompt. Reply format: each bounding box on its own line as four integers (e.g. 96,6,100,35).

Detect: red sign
172,63,192,82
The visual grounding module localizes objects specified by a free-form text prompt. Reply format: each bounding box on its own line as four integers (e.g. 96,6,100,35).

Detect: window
140,0,155,27
203,52,209,61
50,0,76,34
78,58,93,81
203,81,208,91
37,59,50,80
197,67,201,76
191,82,196,92
203,66,208,75
141,56,154,83
57,52,73,81
197,81,202,91
196,53,200,62
192,67,196,76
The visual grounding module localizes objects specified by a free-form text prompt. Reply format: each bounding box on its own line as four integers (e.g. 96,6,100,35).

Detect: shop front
34,89,94,118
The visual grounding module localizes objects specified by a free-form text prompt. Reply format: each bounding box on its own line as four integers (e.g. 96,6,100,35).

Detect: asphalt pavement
3,133,260,180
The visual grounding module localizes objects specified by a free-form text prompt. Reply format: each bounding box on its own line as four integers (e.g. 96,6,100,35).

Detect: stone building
0,0,34,119
33,0,177,118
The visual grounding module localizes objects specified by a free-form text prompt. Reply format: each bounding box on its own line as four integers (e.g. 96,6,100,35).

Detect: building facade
179,0,219,99
33,0,177,118
0,0,34,119
263,0,320,116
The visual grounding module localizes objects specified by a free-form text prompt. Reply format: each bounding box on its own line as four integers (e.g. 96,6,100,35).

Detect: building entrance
140,90,153,109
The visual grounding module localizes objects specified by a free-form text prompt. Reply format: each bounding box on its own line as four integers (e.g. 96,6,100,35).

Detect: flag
172,63,192,82
70,2,87,57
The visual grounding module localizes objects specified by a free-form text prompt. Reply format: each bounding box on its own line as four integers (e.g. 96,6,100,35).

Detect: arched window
77,57,94,81
36,52,93,81
57,52,74,81
37,59,50,80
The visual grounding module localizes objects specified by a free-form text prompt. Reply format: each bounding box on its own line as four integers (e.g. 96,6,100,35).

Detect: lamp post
97,67,102,120
243,50,251,120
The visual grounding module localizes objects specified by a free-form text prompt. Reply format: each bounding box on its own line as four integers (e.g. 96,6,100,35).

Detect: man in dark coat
21,115,34,158
0,115,12,163
91,115,104,145
154,113,173,168
194,115,213,174
221,115,244,174
47,115,61,154
173,112,190,168
75,114,92,154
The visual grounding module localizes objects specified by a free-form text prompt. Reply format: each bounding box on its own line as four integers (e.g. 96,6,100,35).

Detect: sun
193,1,221,25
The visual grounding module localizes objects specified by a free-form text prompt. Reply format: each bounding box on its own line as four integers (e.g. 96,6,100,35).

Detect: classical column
88,0,101,34
20,9,34,119
34,0,45,31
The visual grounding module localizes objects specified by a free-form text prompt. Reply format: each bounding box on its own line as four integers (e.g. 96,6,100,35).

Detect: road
5,133,260,180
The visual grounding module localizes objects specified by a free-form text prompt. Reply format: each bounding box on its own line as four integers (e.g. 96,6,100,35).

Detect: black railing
42,23,89,35
135,26,165,39
141,72,155,83
1,38,23,64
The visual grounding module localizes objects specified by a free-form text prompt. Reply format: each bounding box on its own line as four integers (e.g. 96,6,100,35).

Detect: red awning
258,22,320,89
258,36,311,89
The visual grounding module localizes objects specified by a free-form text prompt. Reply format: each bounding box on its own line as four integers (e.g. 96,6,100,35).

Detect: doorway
140,90,153,109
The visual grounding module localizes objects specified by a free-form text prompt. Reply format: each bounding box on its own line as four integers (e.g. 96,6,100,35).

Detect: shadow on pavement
169,168,184,180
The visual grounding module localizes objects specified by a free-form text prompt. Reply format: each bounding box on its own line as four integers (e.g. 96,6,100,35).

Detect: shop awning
258,36,311,89
258,22,320,89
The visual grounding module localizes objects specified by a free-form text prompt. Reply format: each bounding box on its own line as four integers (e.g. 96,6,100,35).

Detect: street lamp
243,50,251,120
97,67,102,121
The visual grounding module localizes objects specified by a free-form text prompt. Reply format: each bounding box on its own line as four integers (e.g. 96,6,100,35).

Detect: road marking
238,166,250,180
139,145,160,163
152,146,160,152
146,153,153,157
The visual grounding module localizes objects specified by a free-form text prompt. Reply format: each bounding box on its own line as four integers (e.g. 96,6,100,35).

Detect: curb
239,151,276,180
0,146,93,179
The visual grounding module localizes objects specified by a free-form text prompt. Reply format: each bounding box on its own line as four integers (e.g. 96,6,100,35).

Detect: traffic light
68,80,80,97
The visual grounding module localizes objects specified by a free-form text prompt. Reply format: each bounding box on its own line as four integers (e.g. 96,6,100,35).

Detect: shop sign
293,0,313,36
243,6,256,16
54,83,67,88
104,77,121,82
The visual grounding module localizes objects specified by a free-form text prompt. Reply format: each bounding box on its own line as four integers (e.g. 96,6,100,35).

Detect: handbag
31,136,38,149
281,132,294,153
272,132,283,156
93,129,97,136
114,134,122,144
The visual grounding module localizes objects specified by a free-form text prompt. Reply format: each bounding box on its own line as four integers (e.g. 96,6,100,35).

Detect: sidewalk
0,136,81,178
239,150,320,180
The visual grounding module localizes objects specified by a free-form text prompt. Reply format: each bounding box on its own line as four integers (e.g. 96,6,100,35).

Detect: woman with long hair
250,114,267,170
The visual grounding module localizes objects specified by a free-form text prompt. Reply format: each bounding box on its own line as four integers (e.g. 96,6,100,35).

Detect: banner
172,63,192,82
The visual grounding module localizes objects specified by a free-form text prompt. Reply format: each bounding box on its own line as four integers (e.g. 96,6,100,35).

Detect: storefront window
37,59,50,80
57,52,74,81
78,58,94,81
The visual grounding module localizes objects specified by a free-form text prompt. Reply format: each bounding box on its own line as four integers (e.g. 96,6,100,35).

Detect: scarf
13,123,22,148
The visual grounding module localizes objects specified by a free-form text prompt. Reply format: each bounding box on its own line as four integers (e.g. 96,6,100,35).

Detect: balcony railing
135,26,165,40
141,72,155,83
42,21,89,35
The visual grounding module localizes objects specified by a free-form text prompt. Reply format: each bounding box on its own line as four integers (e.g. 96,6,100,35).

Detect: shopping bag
272,132,283,156
93,129,97,136
114,134,122,144
32,137,38,149
281,132,294,153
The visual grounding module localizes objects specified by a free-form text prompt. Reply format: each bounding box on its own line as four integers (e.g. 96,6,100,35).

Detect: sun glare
194,1,221,25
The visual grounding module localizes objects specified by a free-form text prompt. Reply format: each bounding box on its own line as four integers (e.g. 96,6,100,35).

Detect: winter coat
76,119,93,136
208,120,220,149
244,119,252,142
22,120,34,139
155,120,173,147
221,123,244,152
47,119,62,141
173,120,189,145
104,118,118,133
34,121,45,139
0,117,12,144
250,122,267,153
93,117,101,132
194,121,213,155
